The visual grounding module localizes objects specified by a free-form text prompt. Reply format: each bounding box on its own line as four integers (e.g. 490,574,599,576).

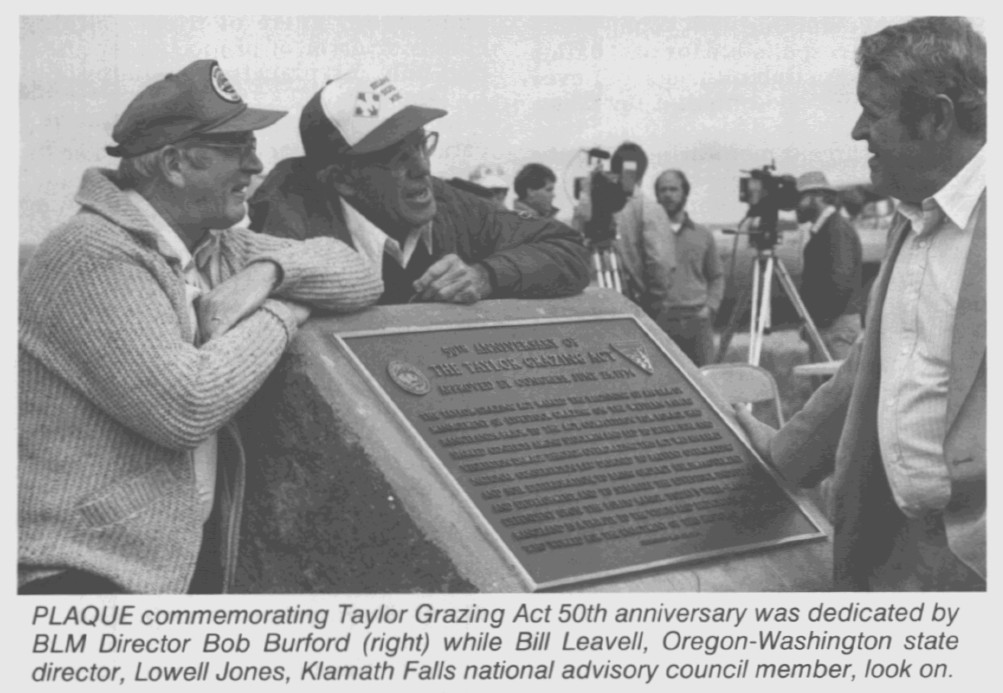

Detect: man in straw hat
736,17,986,591
19,60,382,594
249,67,589,305
794,170,863,361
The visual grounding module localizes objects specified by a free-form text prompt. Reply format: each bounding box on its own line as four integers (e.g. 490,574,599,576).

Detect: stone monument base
235,288,830,592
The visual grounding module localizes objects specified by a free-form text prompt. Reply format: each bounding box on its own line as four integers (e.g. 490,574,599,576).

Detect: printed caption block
21,595,979,687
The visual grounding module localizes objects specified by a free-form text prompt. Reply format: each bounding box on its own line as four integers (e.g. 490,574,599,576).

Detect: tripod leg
748,256,761,363
607,249,623,295
774,259,834,362
750,257,765,365
762,257,774,335
752,256,775,366
591,249,604,288
716,280,750,362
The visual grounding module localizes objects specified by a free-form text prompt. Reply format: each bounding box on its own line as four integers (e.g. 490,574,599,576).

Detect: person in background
469,166,510,210
651,169,723,367
513,163,558,218
735,17,986,591
596,142,676,315
249,67,589,305
794,170,863,361
18,60,382,594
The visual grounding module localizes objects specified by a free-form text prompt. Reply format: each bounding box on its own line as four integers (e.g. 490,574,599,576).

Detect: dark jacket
249,158,590,302
800,211,863,326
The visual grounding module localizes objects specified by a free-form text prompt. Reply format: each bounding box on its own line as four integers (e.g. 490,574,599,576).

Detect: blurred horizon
22,14,953,242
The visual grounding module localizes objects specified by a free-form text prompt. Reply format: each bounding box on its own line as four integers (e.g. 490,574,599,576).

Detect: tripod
591,240,625,294
716,231,833,366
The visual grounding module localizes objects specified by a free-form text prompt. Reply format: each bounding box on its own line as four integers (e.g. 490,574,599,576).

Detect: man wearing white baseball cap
19,60,382,593
249,68,589,304
794,170,863,362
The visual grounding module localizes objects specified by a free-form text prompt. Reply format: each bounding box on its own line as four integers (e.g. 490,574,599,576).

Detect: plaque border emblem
386,360,431,395
609,341,655,374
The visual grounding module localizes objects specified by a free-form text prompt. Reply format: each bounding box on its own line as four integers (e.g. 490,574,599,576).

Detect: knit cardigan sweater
19,168,383,593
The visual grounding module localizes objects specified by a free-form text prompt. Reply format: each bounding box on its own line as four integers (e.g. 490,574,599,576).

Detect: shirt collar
339,196,433,267
898,146,985,234
124,189,194,269
810,205,837,235
671,212,694,234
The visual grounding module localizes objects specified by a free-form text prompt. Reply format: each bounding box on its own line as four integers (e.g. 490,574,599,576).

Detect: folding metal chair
699,363,785,428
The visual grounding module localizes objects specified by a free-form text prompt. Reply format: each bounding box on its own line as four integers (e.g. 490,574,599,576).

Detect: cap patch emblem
353,76,405,119
354,91,380,118
387,360,430,396
210,64,242,104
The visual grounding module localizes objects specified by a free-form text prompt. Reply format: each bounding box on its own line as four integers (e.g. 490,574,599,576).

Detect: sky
17,13,935,244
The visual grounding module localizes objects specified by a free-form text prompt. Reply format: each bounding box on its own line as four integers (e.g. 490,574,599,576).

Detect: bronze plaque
333,315,824,590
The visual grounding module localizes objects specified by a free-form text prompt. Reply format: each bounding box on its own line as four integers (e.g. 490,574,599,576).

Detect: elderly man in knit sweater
18,60,383,594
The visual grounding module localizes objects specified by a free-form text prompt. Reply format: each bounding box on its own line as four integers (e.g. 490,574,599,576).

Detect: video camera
573,147,635,246
738,162,798,251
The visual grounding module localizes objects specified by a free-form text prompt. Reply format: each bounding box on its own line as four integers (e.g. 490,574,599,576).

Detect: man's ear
323,164,357,198
158,146,187,188
925,94,956,141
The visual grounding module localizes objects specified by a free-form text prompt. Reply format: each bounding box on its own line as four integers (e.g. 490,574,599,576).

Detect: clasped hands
196,261,309,341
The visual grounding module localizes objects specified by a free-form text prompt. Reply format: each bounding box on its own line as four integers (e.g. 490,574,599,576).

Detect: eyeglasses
362,131,438,171
186,136,259,162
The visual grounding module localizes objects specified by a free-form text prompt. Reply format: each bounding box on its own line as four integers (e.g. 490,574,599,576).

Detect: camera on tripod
738,162,798,251
717,159,834,366
573,147,634,247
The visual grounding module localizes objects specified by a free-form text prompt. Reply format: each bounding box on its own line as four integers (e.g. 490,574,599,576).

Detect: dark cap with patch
299,67,447,164
106,59,286,158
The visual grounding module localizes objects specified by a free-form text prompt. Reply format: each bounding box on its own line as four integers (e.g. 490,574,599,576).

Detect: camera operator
795,171,863,361
572,141,676,315
611,143,676,313
653,169,723,367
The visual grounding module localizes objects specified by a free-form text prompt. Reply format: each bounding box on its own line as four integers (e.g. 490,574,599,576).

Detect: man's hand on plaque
732,404,776,463
412,254,492,304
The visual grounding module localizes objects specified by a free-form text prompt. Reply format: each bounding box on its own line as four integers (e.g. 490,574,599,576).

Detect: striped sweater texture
19,168,382,593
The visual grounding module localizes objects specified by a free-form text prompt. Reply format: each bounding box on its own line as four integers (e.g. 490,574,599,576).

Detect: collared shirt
340,197,433,269
797,206,838,258
663,213,724,314
800,205,863,325
513,198,559,218
878,147,985,516
124,190,218,523
810,205,837,235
